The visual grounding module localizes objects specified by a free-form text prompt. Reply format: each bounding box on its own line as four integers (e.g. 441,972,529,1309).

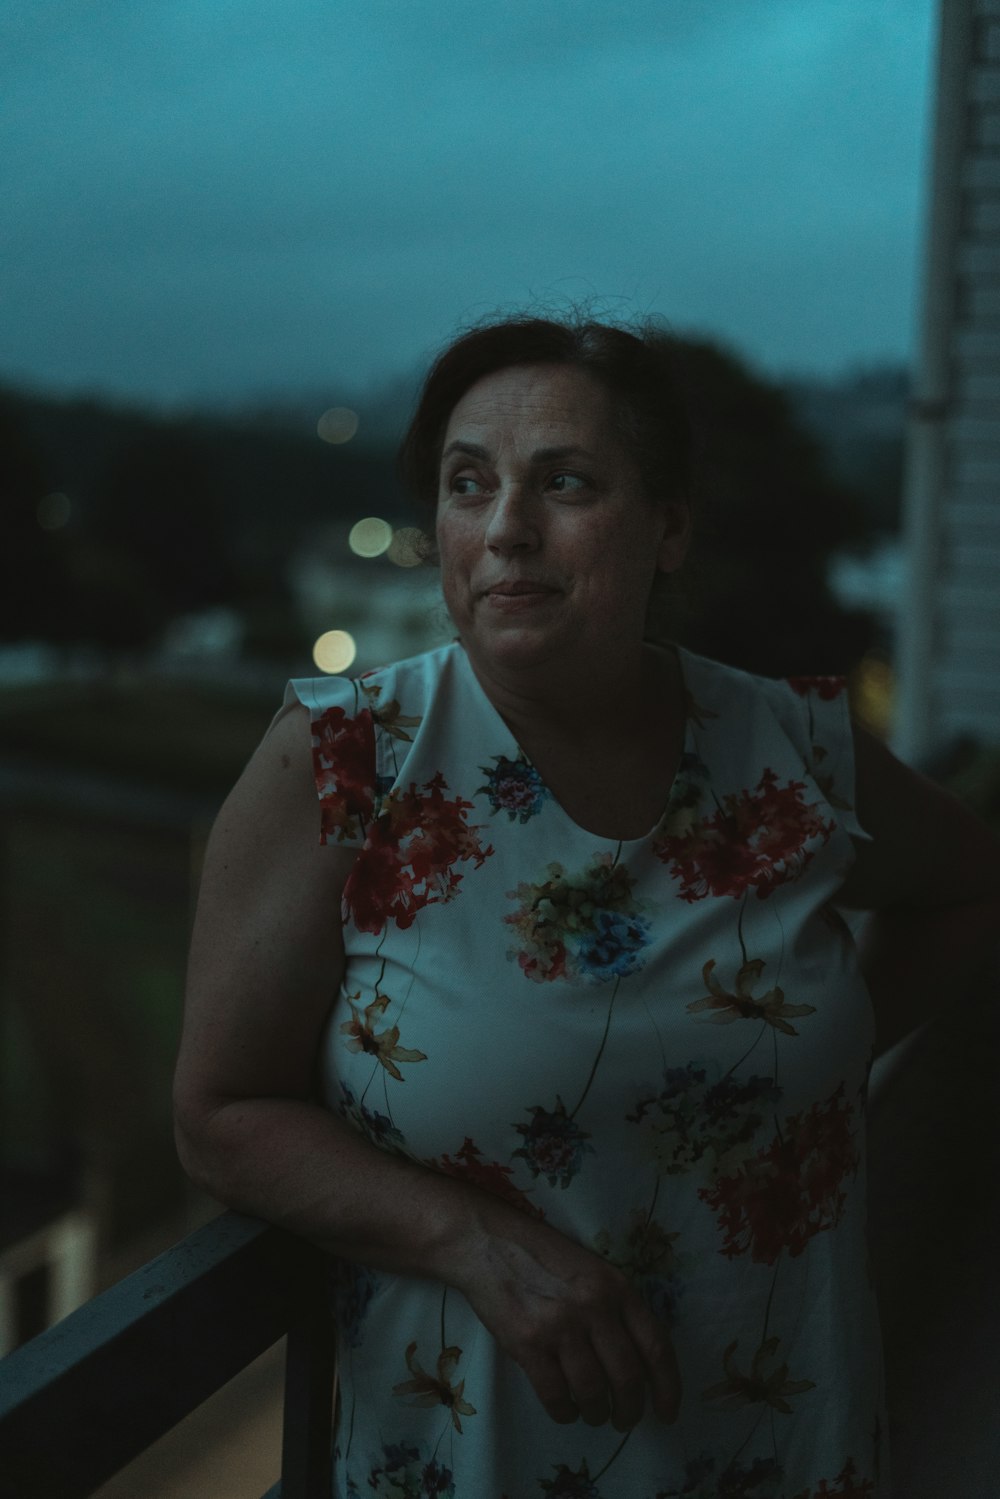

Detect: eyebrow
440,441,598,464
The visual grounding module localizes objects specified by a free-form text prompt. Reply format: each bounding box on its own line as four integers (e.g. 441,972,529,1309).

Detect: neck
461,639,678,750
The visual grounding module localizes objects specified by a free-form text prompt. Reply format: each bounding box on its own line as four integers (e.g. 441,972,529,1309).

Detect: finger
647,1343,682,1424
558,1334,612,1427
622,1298,682,1424
587,1315,647,1432
522,1351,579,1425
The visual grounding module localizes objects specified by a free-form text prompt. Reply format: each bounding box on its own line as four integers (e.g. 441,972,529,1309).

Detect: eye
447,473,488,498
547,471,588,495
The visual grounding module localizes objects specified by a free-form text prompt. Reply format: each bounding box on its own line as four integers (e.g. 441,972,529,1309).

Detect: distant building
896,0,1000,760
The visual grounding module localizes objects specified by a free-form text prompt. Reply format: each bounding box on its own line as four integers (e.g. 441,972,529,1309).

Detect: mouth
481,581,561,613
484,581,560,598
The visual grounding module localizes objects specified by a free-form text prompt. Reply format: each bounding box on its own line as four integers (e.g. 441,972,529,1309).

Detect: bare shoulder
208,700,356,880
837,724,1000,910
176,702,357,1117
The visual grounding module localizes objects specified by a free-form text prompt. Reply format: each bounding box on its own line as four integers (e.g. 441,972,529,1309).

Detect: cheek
435,520,476,609
576,522,654,579
435,517,463,568
578,547,660,614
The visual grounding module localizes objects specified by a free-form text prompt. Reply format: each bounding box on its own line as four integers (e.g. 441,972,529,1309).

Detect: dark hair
398,314,694,520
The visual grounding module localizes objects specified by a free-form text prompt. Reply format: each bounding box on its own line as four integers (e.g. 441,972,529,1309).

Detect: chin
470,626,570,672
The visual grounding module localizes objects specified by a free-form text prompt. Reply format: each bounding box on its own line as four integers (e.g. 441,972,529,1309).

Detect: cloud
0,0,934,402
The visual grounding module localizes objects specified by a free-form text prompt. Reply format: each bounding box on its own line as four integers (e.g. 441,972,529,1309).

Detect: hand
452,1209,682,1431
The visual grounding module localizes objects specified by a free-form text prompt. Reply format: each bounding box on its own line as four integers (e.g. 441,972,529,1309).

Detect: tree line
2,342,905,677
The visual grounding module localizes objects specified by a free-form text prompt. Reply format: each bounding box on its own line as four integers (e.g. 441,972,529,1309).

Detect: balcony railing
0,1013,996,1499
0,1212,334,1499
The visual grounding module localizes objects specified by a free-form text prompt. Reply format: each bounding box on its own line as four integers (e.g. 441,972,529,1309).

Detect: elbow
173,1113,209,1198
173,1109,210,1192
171,1072,285,1210
172,1073,227,1196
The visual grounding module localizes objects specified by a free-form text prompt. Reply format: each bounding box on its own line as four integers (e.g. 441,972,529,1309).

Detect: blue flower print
330,1259,380,1348
577,908,652,980
478,755,552,823
364,1441,457,1497
539,1460,605,1497
593,1210,692,1330
626,1064,780,1179
652,1452,783,1498
512,1097,595,1188
337,1081,406,1152
505,853,652,983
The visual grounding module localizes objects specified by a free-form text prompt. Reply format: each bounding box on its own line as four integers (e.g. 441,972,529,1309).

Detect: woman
174,316,1000,1498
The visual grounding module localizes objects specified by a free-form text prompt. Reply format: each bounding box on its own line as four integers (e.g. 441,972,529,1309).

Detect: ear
655,501,692,575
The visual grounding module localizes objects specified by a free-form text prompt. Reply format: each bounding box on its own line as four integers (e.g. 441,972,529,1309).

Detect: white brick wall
902,0,1000,752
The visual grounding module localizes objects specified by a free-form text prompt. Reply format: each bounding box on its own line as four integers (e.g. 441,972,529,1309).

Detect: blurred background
2,1,998,1493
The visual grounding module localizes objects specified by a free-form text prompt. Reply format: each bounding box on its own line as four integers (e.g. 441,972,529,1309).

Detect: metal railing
0,1015,994,1499
0,1212,334,1499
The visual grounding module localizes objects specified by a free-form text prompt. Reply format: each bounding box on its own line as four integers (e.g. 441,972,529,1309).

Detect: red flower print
654,769,834,902
344,774,494,933
311,705,376,844
430,1137,544,1219
791,1458,876,1498
344,826,417,932
786,675,846,701
699,1083,858,1263
516,939,569,984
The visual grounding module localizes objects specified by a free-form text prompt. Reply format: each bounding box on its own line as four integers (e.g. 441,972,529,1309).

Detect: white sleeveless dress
285,641,888,1499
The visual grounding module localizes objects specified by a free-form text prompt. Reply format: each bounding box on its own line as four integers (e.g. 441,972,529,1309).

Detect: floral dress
284,641,888,1499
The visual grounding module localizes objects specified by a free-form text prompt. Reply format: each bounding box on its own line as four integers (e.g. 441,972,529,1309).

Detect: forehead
442,363,619,448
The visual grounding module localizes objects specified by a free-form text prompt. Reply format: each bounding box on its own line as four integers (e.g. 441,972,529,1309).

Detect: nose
484,485,539,554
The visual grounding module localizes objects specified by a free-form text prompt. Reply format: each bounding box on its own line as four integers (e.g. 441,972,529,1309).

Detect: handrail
0,1212,334,1499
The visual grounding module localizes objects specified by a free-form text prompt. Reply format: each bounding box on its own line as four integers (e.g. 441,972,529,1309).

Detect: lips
484,581,559,596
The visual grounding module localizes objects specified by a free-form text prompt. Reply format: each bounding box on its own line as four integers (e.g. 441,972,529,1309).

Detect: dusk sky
3,0,937,413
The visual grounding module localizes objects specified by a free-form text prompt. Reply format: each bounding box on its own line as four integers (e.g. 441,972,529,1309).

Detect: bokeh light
312,629,357,674
387,527,425,568
349,516,393,558
36,492,72,530
851,653,895,740
317,407,360,444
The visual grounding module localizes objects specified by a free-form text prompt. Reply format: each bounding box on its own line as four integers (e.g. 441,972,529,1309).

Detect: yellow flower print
688,958,816,1036
392,1341,477,1432
359,682,422,742
374,697,422,742
702,1335,815,1413
340,992,427,1080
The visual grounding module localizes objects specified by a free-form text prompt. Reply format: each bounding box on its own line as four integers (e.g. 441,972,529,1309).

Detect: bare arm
174,701,475,1276
174,702,681,1430
837,726,1000,1056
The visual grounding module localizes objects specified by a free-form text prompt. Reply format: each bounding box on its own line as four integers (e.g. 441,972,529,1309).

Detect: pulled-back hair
398,314,694,519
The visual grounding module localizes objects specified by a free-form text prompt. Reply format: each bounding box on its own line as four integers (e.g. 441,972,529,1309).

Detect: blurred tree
2,350,877,673
2,389,403,654
664,340,876,677
84,426,238,648
786,367,907,536
0,393,79,642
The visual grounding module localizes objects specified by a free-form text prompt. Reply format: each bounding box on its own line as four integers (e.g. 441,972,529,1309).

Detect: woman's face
435,362,689,682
